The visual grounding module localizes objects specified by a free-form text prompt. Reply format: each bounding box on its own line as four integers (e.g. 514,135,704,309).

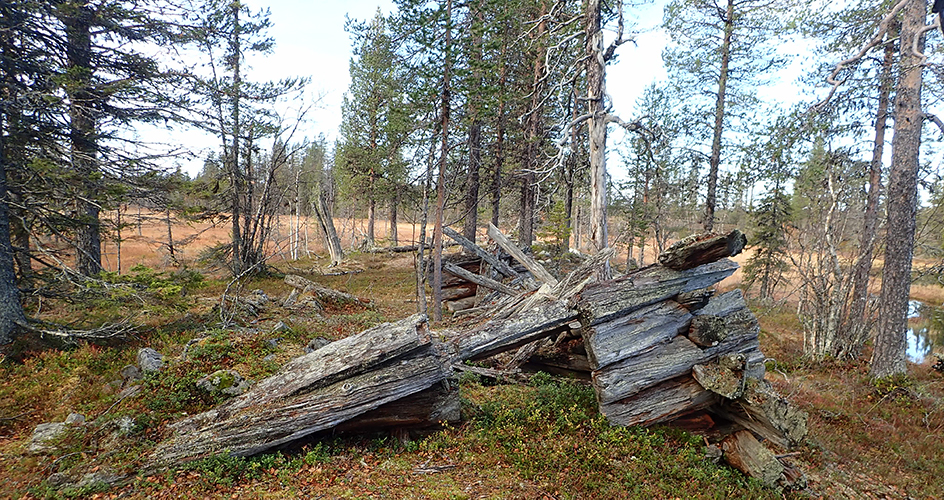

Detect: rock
304,337,332,354
263,354,277,362
266,338,282,348
196,370,250,396
120,364,142,382
65,413,86,425
272,321,291,333
27,414,84,454
137,348,164,373
282,289,299,308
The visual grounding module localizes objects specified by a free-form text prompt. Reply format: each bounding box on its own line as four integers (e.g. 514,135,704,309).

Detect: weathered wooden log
146,315,450,468
149,346,451,468
692,361,743,399
600,375,720,427
574,259,738,327
712,378,808,449
487,223,558,286
658,230,747,271
441,282,477,301
582,300,692,371
449,300,578,361
443,226,518,278
592,331,760,406
442,261,517,296
284,274,362,306
676,288,715,311
721,430,784,488
334,383,460,432
445,296,477,313
233,314,433,410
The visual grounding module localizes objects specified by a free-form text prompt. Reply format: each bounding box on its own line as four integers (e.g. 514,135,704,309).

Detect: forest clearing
4,0,944,498
0,214,942,499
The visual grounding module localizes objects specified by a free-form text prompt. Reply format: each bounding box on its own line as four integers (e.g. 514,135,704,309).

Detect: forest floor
1,220,943,499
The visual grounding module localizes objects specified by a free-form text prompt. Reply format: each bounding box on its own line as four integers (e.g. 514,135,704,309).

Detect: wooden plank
600,375,719,427
443,226,518,278
487,223,558,286
226,314,432,412
582,300,692,370
284,274,362,306
442,283,476,301
592,331,760,405
450,300,578,361
658,230,747,271
442,261,517,296
575,259,738,327
149,346,451,468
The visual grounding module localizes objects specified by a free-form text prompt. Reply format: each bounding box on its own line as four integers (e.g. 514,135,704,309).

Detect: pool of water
907,300,944,363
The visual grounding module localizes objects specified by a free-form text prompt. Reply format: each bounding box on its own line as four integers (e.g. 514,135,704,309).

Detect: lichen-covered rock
196,370,250,396
137,348,164,373
120,364,142,382
304,337,332,354
27,413,85,454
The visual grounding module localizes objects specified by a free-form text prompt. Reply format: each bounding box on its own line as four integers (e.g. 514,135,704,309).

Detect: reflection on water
907,300,944,363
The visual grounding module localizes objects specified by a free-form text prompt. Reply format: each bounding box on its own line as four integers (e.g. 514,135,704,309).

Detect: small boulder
137,348,164,373
271,320,291,333
27,413,85,454
304,337,331,354
196,370,250,396
120,364,142,383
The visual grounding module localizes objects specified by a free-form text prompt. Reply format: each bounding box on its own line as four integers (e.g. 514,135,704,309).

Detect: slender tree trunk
165,206,176,263
64,5,103,276
586,0,609,267
842,23,896,359
463,0,484,245
417,137,437,315
704,0,734,233
872,0,926,379
432,0,452,322
313,188,344,266
228,2,244,276
389,190,399,247
491,32,508,229
0,128,26,345
520,0,548,250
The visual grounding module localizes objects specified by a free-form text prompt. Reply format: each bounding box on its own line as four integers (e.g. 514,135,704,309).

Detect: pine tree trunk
0,133,26,345
463,0,484,245
432,0,452,322
704,0,734,233
64,5,102,276
872,0,925,379
586,0,609,266
389,192,399,247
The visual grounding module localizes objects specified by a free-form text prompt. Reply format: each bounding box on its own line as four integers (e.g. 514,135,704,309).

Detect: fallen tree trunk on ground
149,228,807,489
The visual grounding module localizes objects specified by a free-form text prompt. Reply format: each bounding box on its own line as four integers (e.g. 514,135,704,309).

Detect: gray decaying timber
658,230,747,271
334,383,460,432
487,223,558,286
600,375,720,427
284,274,362,306
582,300,692,370
231,315,433,411
692,362,743,399
448,300,578,361
574,259,738,327
593,331,760,406
443,226,518,278
713,378,808,449
676,288,714,311
721,429,785,487
442,283,477,301
148,316,450,467
442,261,517,296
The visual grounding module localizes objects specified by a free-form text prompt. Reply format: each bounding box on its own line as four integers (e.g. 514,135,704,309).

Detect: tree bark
0,124,26,345
704,0,734,233
519,0,548,250
586,0,609,258
462,0,484,244
64,5,103,276
872,0,926,379
313,188,344,266
842,22,895,359
432,0,452,323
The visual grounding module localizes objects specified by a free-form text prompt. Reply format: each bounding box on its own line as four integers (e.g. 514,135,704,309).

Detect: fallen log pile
149,227,807,489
